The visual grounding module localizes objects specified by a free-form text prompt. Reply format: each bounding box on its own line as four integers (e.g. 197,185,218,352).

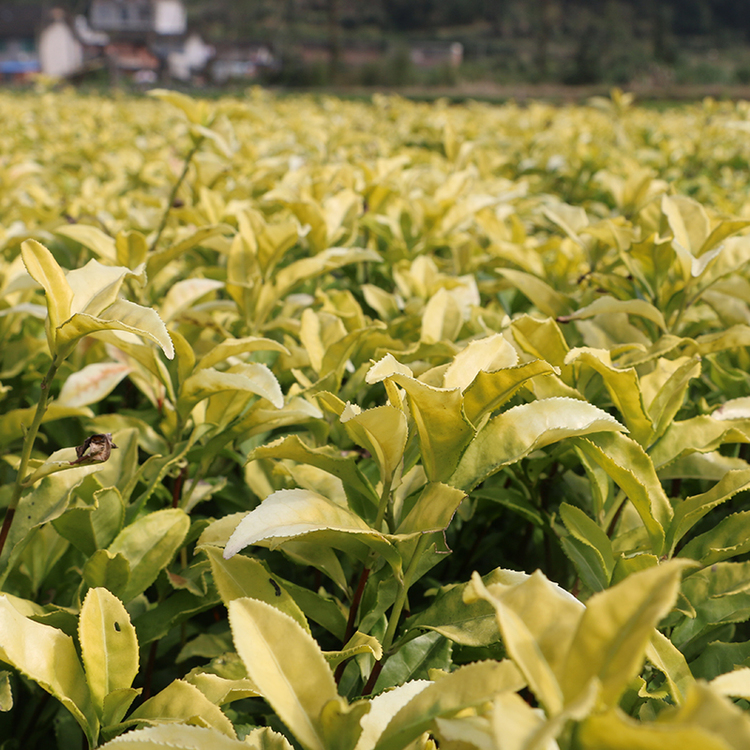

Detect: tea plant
2,88,750,748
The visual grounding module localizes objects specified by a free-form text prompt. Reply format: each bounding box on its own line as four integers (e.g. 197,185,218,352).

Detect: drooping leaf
222,489,401,574
56,299,175,361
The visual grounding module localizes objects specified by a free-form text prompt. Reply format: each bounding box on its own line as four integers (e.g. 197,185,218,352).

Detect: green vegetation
3,87,750,748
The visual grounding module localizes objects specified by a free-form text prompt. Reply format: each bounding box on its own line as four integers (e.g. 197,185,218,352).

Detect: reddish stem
0,508,15,559
334,566,371,685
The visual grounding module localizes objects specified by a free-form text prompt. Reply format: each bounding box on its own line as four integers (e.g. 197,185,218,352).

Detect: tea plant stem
362,533,431,695
148,136,204,254
0,359,59,560
334,565,371,684
374,476,393,532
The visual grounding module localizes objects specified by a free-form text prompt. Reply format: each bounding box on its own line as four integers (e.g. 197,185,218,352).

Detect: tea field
3,87,750,748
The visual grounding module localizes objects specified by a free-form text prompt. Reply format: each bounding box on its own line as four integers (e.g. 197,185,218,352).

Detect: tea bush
3,87,750,748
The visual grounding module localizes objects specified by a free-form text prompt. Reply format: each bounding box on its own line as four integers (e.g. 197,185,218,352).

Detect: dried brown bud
70,433,118,466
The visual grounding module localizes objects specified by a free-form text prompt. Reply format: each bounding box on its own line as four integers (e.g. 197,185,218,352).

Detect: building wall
39,21,83,77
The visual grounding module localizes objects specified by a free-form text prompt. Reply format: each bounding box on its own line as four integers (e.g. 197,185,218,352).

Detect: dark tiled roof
0,5,44,39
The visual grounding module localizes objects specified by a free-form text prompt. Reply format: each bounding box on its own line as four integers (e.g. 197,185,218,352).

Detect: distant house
211,44,275,84
89,0,194,82
410,42,463,68
168,32,214,81
89,0,187,36
0,5,42,80
0,6,100,81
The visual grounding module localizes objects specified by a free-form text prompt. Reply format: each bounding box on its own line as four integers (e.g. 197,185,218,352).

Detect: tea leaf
0,596,98,744
229,597,338,750
79,587,139,717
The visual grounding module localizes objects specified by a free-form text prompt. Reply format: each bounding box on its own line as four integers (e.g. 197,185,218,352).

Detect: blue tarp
0,59,40,74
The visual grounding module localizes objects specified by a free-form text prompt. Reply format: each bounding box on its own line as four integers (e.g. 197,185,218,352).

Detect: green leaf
203,546,310,633
646,630,694,705
669,469,750,555
405,569,517,647
679,510,750,566
511,315,570,367
451,398,627,491
108,508,190,602
134,590,220,646
672,562,750,654
102,688,141,729
274,247,381,298
560,535,610,593
228,597,339,750
79,587,139,718
650,415,750,470
146,225,231,279
0,596,98,745
690,640,750,682
0,671,12,712
573,432,673,556
461,359,558,427
278,576,347,640
324,632,383,670
53,486,125,556
373,631,451,693
560,502,615,586
580,682,750,750
372,660,525,750
0,469,102,584
562,560,695,708
83,549,131,595
579,707,730,750
646,356,701,443
116,230,148,270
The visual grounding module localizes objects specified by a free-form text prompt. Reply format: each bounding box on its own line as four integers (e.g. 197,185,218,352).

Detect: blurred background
2,0,750,93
